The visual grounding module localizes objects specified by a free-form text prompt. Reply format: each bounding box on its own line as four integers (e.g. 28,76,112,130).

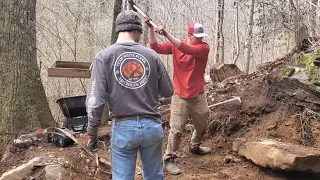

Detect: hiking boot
164,159,181,175
190,146,212,155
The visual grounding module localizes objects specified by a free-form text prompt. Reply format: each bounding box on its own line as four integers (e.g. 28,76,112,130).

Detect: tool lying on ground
128,0,165,35
47,128,78,147
208,96,241,108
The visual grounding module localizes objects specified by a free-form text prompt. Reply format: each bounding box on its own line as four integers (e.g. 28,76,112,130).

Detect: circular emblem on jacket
114,52,151,89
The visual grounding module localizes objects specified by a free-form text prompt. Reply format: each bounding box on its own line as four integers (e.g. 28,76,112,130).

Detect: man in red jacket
146,21,212,175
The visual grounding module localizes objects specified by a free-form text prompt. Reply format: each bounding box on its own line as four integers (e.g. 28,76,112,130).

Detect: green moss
281,49,320,85
299,49,320,85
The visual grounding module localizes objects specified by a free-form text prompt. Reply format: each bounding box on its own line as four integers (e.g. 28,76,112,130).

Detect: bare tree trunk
272,15,276,60
290,0,308,49
233,0,240,64
260,2,265,64
219,0,225,63
123,0,129,10
0,0,54,139
213,16,220,63
245,0,255,73
111,0,123,44
309,0,318,36
214,0,224,63
142,0,150,46
318,0,320,35
287,32,291,53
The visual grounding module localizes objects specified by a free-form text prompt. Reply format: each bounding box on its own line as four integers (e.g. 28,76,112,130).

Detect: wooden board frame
48,61,92,78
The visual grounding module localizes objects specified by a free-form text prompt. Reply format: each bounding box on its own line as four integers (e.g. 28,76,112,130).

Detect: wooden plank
55,61,91,69
47,61,92,78
48,67,91,78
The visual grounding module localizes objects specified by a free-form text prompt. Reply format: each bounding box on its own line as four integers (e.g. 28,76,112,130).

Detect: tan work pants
164,93,209,160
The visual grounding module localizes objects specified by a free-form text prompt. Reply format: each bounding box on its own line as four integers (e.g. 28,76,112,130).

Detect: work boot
190,146,212,155
164,159,181,175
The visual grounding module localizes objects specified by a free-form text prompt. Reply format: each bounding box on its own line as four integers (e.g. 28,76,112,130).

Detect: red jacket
150,40,210,99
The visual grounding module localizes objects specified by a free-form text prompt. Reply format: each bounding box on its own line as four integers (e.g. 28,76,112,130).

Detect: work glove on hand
155,25,167,36
143,17,153,28
87,135,99,150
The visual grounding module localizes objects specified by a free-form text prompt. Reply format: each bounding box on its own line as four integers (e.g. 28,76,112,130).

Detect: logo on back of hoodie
114,52,151,89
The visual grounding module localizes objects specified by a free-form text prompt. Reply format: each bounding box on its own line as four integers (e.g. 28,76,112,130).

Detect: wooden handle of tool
148,20,165,36
129,1,166,36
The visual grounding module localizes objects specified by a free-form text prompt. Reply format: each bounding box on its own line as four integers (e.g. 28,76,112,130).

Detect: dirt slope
2,49,320,179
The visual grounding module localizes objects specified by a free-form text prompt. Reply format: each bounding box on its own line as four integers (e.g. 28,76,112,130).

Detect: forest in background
0,0,319,135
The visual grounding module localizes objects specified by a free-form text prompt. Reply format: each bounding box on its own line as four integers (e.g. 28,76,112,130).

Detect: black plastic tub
56,95,87,118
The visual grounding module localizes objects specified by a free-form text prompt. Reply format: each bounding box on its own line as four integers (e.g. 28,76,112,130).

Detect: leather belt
113,114,160,122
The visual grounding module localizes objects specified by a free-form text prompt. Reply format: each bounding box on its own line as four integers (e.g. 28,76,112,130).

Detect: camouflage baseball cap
116,10,142,33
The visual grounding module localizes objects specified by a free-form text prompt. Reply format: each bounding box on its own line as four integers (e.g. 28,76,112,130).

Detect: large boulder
281,49,320,85
209,63,244,84
234,139,320,172
0,156,69,180
0,157,42,180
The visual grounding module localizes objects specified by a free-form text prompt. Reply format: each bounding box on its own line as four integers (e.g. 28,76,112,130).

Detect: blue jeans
111,118,164,180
